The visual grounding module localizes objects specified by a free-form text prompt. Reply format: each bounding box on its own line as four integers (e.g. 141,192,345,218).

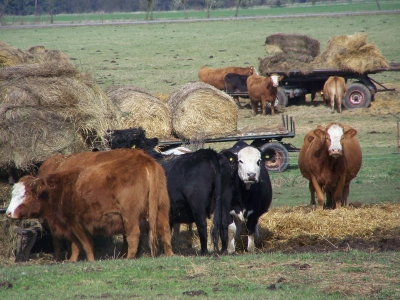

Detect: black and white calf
220,141,273,253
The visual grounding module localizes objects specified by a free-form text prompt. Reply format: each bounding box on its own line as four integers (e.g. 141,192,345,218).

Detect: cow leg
194,217,208,255
250,101,257,116
247,233,255,253
270,100,275,116
342,182,350,206
234,96,242,108
157,212,173,256
330,95,335,113
71,226,95,261
52,236,63,261
309,181,316,205
172,223,180,238
261,98,267,116
68,241,83,262
227,222,236,254
125,223,141,259
336,96,342,113
333,176,346,209
311,175,325,209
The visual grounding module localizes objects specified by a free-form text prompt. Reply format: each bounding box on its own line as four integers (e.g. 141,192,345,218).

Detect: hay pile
259,33,320,75
166,82,238,140
312,33,389,73
0,41,120,172
256,203,400,252
106,85,172,139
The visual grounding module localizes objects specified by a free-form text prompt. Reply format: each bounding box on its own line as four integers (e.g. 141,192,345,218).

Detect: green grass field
0,6,399,299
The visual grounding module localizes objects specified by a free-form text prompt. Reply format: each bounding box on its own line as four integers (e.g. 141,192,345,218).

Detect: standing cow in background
298,123,362,209
6,149,173,261
246,73,283,116
322,76,347,113
198,65,257,90
217,141,273,253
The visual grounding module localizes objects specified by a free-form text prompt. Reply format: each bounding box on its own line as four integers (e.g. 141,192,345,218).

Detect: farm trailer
158,115,298,173
227,62,400,109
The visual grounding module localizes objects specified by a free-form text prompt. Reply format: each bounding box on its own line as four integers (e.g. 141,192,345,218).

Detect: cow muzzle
329,149,342,157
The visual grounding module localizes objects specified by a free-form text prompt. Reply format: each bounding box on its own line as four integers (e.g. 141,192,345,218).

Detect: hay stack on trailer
106,85,172,139
0,41,119,175
259,33,320,75
166,82,238,141
311,33,389,73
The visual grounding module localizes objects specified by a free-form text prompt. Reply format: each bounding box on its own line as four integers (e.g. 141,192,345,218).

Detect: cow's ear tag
265,155,270,159
230,157,233,162
132,144,136,149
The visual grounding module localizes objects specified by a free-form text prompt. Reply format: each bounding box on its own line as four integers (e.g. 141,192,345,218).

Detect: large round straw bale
106,85,172,139
166,82,238,140
265,33,320,58
258,53,314,75
0,63,119,172
312,33,388,73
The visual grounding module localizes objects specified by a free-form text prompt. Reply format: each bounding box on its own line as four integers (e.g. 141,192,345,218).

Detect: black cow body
106,128,232,255
220,141,273,253
224,73,249,108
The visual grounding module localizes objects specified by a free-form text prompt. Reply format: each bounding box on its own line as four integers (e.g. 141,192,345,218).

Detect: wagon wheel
343,82,372,109
259,142,289,173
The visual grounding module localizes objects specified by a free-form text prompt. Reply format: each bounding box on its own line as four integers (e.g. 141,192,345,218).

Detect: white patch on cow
227,222,237,254
162,147,192,156
270,74,280,87
247,234,255,253
327,124,344,153
230,210,245,223
6,182,26,218
237,147,261,184
245,210,253,219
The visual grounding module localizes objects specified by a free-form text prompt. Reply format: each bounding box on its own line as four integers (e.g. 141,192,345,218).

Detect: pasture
0,10,400,299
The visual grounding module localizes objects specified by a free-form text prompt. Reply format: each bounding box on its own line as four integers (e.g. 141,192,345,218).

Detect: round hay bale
312,33,388,73
258,53,315,75
166,82,238,140
265,33,320,58
106,85,172,139
0,42,31,67
0,64,120,172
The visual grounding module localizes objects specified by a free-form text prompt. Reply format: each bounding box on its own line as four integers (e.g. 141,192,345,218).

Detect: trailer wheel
275,88,288,107
259,142,289,173
343,82,372,109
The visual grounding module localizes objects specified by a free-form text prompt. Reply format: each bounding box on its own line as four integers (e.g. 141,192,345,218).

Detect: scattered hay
0,42,120,172
312,33,388,73
257,203,400,252
106,85,172,139
259,33,320,75
165,82,238,140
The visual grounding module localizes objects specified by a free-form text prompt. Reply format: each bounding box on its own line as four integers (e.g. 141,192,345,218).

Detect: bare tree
204,0,214,18
181,0,188,19
234,0,242,17
375,0,381,10
49,0,53,23
146,0,153,20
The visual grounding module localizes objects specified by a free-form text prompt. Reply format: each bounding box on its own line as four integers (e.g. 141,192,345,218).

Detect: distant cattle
224,73,250,108
198,66,256,90
6,149,173,261
105,127,233,255
322,76,347,113
298,123,362,209
219,141,273,253
246,73,283,116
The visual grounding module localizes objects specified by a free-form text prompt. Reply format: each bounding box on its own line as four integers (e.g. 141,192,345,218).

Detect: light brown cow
298,123,362,209
6,149,173,261
198,66,256,90
322,76,347,113
246,73,283,116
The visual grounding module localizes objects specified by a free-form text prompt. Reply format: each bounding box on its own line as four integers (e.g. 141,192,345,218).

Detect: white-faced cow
105,128,233,255
298,123,362,209
7,149,173,261
322,76,347,113
198,66,256,90
219,141,273,253
246,73,283,116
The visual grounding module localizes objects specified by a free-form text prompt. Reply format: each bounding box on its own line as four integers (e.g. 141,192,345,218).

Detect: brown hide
246,74,280,116
198,66,255,90
14,149,172,261
298,123,361,209
322,76,347,113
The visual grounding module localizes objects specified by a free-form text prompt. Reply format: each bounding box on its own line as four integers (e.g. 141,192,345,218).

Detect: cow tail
211,153,223,253
148,164,160,257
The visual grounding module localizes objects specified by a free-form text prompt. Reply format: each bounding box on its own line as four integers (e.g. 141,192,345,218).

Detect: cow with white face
219,141,273,253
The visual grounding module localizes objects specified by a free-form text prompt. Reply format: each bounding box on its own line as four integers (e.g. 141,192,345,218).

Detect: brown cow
322,76,347,113
246,73,283,116
298,123,362,209
6,149,173,261
198,66,256,90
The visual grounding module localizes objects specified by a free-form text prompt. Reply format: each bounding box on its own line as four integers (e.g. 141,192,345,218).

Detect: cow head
269,73,284,87
105,127,158,152
249,66,259,76
314,123,357,158
221,141,265,189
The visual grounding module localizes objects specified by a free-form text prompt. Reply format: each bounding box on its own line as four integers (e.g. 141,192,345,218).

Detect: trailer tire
343,82,372,109
259,142,289,173
275,88,288,107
